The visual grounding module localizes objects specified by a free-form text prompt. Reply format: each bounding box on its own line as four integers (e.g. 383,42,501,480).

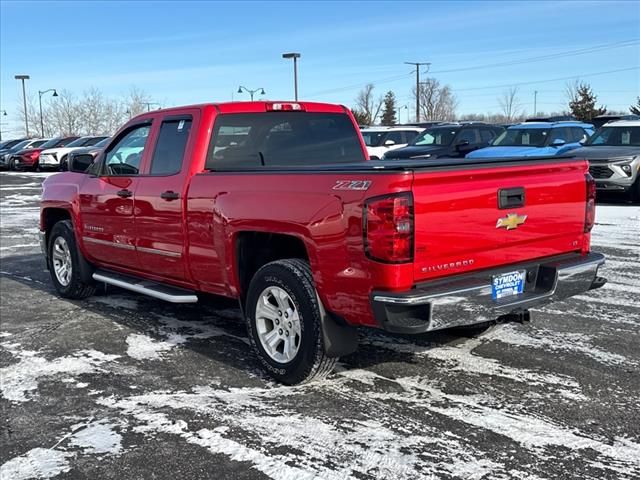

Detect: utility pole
533,90,538,116
404,62,430,122
14,75,30,136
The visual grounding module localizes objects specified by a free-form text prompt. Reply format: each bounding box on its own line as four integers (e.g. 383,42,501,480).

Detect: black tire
60,155,68,171
245,258,338,385
8,158,17,171
48,220,96,299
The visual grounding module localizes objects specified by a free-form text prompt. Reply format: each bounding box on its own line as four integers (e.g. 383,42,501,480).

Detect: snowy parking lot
1,171,639,480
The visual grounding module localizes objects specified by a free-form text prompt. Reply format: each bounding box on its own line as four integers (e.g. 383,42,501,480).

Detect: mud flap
317,292,358,357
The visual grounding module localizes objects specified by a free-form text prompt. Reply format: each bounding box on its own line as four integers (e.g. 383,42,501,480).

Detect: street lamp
237,86,266,101
38,89,58,137
282,52,301,101
142,102,161,112
14,75,30,136
398,105,408,125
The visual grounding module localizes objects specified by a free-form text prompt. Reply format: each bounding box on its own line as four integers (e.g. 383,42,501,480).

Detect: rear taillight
584,173,596,233
364,193,414,263
29,151,40,160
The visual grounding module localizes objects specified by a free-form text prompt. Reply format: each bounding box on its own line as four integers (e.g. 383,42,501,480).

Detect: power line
405,62,430,122
454,66,640,91
306,39,639,98
428,39,639,75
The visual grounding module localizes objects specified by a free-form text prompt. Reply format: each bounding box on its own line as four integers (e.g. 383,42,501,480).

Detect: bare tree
16,86,153,138
354,84,384,125
498,87,522,121
413,78,457,121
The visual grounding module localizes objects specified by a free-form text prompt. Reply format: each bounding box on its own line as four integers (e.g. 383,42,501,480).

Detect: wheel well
42,208,72,243
236,232,309,300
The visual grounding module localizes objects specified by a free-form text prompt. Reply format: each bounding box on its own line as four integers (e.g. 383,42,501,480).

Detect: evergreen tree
351,108,369,126
630,97,640,115
380,91,397,126
568,82,606,122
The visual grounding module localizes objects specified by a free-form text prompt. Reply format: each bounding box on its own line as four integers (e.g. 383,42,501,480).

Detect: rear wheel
60,155,68,171
8,158,17,171
245,259,338,384
48,220,96,299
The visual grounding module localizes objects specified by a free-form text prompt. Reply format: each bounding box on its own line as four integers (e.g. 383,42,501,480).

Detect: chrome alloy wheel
52,236,72,286
255,286,302,363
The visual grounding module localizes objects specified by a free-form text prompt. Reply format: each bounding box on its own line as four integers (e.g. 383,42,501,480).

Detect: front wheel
48,220,96,299
245,259,338,385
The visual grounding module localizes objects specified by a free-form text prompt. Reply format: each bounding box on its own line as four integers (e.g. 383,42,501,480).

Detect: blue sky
1,0,639,135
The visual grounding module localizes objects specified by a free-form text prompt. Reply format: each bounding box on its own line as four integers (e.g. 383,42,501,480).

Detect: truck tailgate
412,159,588,282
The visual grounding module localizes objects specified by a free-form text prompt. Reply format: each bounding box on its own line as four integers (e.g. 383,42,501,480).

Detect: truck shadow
1,253,478,380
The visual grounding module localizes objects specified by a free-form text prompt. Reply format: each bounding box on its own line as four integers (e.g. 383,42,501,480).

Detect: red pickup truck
40,101,606,384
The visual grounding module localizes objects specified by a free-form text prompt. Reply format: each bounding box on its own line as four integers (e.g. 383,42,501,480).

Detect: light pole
282,52,301,101
533,90,538,116
0,110,6,141
237,86,266,101
142,102,161,112
398,105,408,125
14,75,30,136
404,62,430,122
38,89,58,137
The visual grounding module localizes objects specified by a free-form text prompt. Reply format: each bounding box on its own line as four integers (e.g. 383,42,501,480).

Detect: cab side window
456,128,480,144
149,118,192,175
386,131,404,144
104,125,151,176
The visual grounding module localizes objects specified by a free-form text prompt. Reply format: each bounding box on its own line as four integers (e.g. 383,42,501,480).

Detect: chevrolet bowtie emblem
496,213,527,230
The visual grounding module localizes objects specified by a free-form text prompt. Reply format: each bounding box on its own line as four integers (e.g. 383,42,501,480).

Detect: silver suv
576,120,640,203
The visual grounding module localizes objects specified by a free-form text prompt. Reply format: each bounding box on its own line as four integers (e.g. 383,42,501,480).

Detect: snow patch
0,343,119,402
125,333,186,360
68,420,123,455
0,448,71,480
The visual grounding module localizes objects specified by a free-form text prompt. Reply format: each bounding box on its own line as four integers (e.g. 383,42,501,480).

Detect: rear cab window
149,117,193,175
206,112,365,169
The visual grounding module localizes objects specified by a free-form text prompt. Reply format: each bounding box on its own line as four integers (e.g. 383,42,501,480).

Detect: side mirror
551,138,566,147
384,139,396,147
69,154,95,173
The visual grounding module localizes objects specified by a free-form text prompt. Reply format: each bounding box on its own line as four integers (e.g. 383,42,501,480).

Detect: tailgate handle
498,187,525,209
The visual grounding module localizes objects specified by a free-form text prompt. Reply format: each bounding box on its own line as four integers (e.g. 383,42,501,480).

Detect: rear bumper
371,252,606,334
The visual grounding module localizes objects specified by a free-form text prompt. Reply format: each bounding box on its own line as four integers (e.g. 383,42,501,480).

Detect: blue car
466,121,595,158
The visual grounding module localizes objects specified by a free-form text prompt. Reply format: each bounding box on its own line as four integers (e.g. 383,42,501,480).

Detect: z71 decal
333,180,372,191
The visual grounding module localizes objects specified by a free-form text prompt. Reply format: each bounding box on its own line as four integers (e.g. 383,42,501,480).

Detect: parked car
63,137,110,171
360,126,424,159
525,115,577,122
591,114,640,129
0,138,28,151
39,136,109,171
383,122,504,160
40,101,605,384
575,120,640,202
12,136,79,171
466,121,594,159
1,138,48,170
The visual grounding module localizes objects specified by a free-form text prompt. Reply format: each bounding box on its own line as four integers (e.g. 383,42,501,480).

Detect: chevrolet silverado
40,101,606,384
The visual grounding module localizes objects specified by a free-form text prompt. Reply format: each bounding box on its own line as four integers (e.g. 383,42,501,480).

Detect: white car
39,135,109,171
360,126,424,159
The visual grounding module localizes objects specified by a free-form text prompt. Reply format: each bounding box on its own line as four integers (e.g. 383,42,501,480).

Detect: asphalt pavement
1,171,639,480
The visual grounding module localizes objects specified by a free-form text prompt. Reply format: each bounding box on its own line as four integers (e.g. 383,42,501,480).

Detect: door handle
117,189,133,198
160,191,180,201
